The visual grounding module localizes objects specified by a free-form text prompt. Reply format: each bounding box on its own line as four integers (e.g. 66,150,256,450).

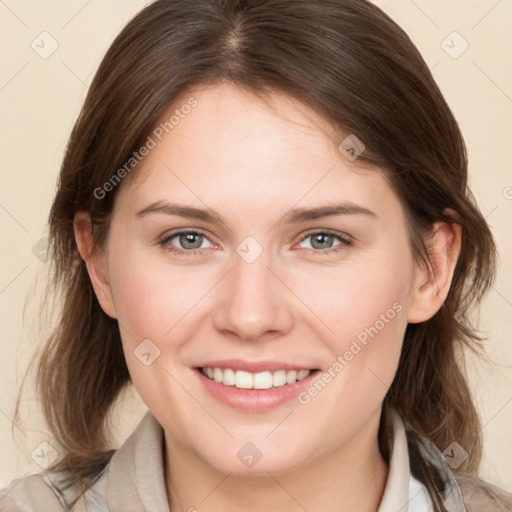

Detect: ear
407,209,462,324
73,211,117,319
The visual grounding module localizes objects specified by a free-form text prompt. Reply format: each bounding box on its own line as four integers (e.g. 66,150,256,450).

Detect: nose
212,249,294,342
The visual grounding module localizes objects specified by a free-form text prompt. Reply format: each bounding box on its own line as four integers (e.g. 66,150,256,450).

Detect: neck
165,410,389,512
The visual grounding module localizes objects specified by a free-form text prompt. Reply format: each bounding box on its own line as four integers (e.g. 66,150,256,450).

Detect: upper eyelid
162,228,215,243
299,227,351,240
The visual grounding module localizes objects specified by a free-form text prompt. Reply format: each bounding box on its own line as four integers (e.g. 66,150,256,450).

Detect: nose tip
212,254,293,342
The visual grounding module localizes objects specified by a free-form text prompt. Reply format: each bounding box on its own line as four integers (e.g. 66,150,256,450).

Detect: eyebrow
135,201,377,224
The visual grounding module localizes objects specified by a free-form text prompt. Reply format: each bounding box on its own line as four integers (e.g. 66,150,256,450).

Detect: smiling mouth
197,367,320,390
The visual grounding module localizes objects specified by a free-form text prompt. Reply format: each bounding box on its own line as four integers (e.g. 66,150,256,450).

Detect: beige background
1,0,511,491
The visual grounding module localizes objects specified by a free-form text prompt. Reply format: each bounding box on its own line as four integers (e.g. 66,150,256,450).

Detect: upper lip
195,359,319,373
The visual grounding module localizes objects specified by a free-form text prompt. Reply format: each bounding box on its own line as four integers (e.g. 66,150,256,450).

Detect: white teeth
286,370,297,384
223,368,236,386
200,367,313,389
235,370,254,389
297,369,310,380
272,370,287,387
213,368,223,383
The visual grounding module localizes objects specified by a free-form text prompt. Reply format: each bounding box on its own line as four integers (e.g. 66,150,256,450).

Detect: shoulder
399,412,512,512
0,412,157,512
456,475,512,512
0,473,65,512
0,468,109,512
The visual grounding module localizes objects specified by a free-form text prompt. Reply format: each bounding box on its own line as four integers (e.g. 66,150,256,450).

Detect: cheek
108,253,202,417
108,247,208,336
295,245,412,404
293,246,413,341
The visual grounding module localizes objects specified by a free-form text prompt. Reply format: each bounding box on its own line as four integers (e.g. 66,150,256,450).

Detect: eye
158,229,215,256
295,229,353,255
158,228,353,257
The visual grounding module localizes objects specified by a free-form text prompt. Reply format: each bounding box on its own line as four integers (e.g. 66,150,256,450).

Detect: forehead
116,83,400,224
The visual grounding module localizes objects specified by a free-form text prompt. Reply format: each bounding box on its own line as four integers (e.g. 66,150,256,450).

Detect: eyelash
157,228,353,257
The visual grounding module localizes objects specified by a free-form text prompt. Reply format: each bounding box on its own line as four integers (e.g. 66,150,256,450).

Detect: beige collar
101,409,415,511
67,408,466,511
377,409,411,511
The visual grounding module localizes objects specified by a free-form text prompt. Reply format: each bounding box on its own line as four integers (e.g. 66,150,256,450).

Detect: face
90,82,423,475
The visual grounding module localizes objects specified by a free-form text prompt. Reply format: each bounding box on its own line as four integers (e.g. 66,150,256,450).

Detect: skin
74,82,461,512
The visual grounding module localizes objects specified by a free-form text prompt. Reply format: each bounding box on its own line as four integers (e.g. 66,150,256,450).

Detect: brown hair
16,0,506,507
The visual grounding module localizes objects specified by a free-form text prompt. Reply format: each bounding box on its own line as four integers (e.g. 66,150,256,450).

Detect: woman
1,0,511,511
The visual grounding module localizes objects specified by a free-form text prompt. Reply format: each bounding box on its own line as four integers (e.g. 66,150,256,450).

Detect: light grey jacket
1,409,511,511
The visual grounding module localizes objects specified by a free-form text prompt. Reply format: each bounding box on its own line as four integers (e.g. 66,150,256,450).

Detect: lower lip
194,368,320,412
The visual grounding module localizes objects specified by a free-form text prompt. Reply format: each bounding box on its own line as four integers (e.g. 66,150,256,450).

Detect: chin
198,444,310,477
